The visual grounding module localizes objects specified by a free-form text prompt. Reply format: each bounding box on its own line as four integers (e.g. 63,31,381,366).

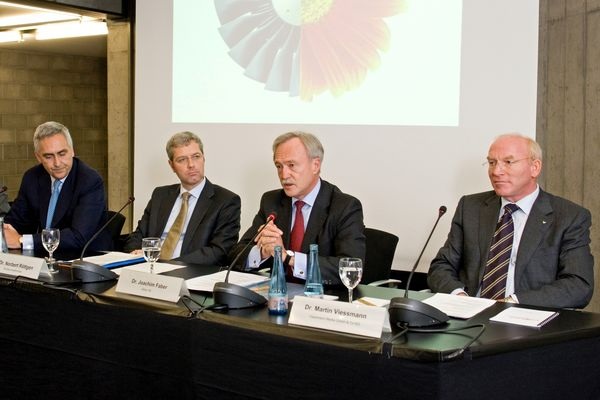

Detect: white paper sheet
113,261,186,276
422,293,496,319
185,270,269,292
490,307,559,328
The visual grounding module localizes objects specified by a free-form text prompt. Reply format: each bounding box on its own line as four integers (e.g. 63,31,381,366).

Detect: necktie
46,179,62,228
481,203,520,300
287,200,305,280
161,192,190,260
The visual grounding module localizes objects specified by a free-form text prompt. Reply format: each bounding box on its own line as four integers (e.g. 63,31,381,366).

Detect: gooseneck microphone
388,205,450,328
70,196,135,283
213,212,277,309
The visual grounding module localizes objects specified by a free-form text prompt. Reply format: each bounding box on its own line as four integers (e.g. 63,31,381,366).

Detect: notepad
490,307,559,328
80,252,145,269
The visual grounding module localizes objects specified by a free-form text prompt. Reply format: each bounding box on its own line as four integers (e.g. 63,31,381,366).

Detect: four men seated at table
1,124,595,309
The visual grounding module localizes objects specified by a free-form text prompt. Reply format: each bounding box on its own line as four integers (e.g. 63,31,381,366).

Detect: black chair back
105,210,126,250
362,227,399,284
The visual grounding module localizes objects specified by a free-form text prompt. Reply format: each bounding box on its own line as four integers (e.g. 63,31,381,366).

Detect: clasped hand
255,221,285,259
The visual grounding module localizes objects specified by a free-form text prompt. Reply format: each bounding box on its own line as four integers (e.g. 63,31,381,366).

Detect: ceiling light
35,20,108,40
0,1,79,29
0,30,21,43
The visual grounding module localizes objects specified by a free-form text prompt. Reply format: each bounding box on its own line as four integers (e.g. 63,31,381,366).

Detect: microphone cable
387,323,486,361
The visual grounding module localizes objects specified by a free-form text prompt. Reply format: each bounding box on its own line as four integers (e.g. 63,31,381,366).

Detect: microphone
389,205,450,328
213,212,277,309
70,197,135,283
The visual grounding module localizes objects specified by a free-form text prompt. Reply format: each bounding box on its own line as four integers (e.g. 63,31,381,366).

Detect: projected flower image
214,0,405,101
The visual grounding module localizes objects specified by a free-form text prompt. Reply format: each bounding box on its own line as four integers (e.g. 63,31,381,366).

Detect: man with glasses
428,133,594,308
124,131,241,266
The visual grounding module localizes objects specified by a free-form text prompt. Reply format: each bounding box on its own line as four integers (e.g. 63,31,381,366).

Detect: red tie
289,200,305,252
287,201,305,281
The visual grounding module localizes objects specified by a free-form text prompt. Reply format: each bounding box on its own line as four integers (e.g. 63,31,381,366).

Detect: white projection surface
172,0,462,126
135,0,539,273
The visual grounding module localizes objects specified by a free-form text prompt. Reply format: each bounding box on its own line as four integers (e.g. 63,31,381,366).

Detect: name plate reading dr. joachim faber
116,269,189,303
0,252,49,279
289,296,387,338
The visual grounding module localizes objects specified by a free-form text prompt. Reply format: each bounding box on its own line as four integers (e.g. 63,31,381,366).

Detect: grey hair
33,121,73,153
272,131,324,161
166,131,204,160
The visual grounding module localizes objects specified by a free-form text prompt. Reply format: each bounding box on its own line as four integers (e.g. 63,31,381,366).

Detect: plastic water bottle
304,244,324,298
268,246,288,315
0,216,8,253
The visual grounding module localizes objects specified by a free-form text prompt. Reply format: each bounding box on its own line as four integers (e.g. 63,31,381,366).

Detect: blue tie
46,180,62,228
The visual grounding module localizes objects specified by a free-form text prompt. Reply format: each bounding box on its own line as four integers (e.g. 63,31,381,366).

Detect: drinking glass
142,237,161,274
338,258,363,303
41,228,60,273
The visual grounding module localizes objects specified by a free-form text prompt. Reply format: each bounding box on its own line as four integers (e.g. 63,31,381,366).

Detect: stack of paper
185,270,269,292
490,307,559,328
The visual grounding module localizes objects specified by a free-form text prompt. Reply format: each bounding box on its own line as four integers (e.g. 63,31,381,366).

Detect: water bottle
268,246,288,315
0,216,8,253
304,244,324,298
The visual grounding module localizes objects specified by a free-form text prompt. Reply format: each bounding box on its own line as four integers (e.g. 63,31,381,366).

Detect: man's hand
4,223,22,249
255,220,284,259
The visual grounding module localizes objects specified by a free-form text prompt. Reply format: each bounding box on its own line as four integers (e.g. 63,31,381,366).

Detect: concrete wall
538,0,600,312
0,48,107,201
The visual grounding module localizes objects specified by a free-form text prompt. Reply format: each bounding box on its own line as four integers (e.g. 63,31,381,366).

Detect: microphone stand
213,213,276,309
70,197,134,283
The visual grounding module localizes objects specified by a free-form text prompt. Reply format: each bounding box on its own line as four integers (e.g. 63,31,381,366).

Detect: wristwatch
283,250,294,266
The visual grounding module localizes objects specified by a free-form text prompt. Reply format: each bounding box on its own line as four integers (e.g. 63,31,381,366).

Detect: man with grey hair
4,121,111,253
230,131,365,285
124,131,241,265
428,133,594,308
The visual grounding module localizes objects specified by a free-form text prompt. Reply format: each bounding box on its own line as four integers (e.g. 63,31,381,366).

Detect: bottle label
268,295,288,314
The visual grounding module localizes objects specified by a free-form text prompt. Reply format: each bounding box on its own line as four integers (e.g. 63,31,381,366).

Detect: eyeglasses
173,153,203,165
483,158,531,169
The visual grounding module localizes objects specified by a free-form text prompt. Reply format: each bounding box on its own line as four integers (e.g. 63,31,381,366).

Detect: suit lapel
38,171,52,229
478,193,501,283
181,180,214,251
302,182,331,251
158,185,180,232
514,191,553,284
279,194,293,248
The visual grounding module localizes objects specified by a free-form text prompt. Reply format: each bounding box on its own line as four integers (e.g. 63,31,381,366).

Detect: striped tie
480,203,519,300
160,192,190,260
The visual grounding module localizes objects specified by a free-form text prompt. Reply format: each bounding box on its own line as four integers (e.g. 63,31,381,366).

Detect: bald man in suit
428,133,593,309
124,132,240,266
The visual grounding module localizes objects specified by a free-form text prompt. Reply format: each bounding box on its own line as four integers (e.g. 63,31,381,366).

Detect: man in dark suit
4,121,110,253
230,131,365,285
124,131,240,266
428,133,594,309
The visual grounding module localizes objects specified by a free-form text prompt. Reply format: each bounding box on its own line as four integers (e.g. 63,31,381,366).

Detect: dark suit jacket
124,179,241,266
427,189,594,308
230,180,365,285
6,157,110,253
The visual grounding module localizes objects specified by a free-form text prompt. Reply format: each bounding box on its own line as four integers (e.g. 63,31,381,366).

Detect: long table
1,264,600,399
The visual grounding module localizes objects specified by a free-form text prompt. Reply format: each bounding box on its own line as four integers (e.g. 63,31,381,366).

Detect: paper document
80,252,145,269
354,297,392,333
186,270,269,292
422,293,496,319
113,261,186,276
490,307,559,328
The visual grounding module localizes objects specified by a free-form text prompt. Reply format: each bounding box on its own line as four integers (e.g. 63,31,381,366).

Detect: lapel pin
542,220,547,224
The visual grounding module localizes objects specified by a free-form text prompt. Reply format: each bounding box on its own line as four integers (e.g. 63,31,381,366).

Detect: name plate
116,269,189,303
0,253,48,279
289,296,386,338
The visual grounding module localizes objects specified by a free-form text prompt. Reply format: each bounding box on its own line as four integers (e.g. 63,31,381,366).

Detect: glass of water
41,228,60,273
338,257,363,303
142,237,161,274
